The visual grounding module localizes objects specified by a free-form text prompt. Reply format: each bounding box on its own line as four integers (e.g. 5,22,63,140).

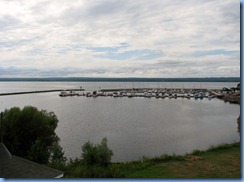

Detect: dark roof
0,143,12,161
0,143,63,178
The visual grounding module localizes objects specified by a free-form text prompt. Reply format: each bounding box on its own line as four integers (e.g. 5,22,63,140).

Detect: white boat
113,93,119,97
59,90,77,97
59,91,68,97
127,92,133,98
144,92,152,98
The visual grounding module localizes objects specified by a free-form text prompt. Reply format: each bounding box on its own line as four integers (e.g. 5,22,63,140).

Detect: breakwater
0,89,85,96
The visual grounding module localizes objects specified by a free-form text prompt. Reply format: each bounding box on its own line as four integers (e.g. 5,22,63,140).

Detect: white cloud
0,0,240,77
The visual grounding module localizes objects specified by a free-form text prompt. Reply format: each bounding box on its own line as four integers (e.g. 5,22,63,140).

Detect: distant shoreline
0,77,240,82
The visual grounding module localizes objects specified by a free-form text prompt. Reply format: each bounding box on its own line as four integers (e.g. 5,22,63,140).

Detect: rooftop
0,143,63,178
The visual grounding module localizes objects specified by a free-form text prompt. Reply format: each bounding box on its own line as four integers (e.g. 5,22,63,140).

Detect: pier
0,88,85,96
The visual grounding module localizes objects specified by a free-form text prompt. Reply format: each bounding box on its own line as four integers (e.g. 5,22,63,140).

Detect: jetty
0,88,85,96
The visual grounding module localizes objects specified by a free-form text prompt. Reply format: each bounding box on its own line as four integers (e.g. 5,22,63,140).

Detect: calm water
0,82,240,162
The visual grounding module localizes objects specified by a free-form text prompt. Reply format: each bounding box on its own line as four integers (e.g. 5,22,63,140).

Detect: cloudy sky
0,0,240,78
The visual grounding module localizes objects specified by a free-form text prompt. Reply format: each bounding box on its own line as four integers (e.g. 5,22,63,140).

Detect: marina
57,87,240,103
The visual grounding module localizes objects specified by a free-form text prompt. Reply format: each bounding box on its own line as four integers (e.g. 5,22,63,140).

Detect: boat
86,92,92,97
59,91,68,97
185,93,191,99
194,93,204,100
127,92,133,98
69,91,78,96
173,93,177,99
161,95,166,99
59,90,78,97
155,92,160,99
113,92,119,97
144,92,152,98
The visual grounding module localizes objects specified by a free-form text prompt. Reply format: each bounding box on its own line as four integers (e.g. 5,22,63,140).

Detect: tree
97,138,113,167
237,115,240,134
1,106,65,164
81,138,113,168
50,141,67,164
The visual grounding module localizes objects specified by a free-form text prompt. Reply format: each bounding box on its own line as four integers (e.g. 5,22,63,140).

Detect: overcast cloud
0,0,240,78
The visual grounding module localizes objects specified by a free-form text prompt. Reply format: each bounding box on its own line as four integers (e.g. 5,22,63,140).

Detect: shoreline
63,142,240,178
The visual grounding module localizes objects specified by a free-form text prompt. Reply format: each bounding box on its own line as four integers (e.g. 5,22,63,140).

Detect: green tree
237,115,240,134
82,141,98,167
2,106,65,164
81,138,113,168
97,138,113,167
50,141,67,164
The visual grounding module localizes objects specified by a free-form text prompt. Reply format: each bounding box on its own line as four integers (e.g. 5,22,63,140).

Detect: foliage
237,115,240,134
50,141,67,164
81,138,113,168
61,141,240,178
206,143,239,152
1,106,65,164
63,138,117,178
151,154,185,162
65,163,124,178
191,149,203,155
28,139,50,164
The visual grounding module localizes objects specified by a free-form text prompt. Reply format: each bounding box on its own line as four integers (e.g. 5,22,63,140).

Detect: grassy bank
119,143,240,178
58,142,240,178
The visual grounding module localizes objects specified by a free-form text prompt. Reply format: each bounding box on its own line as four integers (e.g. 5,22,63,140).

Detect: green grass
122,143,240,178
58,143,240,178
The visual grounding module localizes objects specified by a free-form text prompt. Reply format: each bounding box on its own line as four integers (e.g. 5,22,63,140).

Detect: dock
64,87,239,104
100,88,207,93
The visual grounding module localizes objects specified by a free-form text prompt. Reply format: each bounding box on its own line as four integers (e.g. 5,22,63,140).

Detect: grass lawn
124,143,240,178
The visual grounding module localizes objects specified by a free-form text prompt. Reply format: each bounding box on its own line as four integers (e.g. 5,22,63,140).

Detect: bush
65,165,124,178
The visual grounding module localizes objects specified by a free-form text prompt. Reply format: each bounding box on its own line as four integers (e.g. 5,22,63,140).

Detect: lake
0,82,240,162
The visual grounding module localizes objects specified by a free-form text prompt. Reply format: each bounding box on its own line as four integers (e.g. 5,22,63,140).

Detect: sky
0,0,240,78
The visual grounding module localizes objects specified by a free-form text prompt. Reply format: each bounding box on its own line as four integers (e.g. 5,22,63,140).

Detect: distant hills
0,77,240,82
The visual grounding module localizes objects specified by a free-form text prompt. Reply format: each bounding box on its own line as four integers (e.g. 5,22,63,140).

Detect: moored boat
59,91,68,97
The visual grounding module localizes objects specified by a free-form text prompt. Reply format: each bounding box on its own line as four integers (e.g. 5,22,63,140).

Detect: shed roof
0,143,63,178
